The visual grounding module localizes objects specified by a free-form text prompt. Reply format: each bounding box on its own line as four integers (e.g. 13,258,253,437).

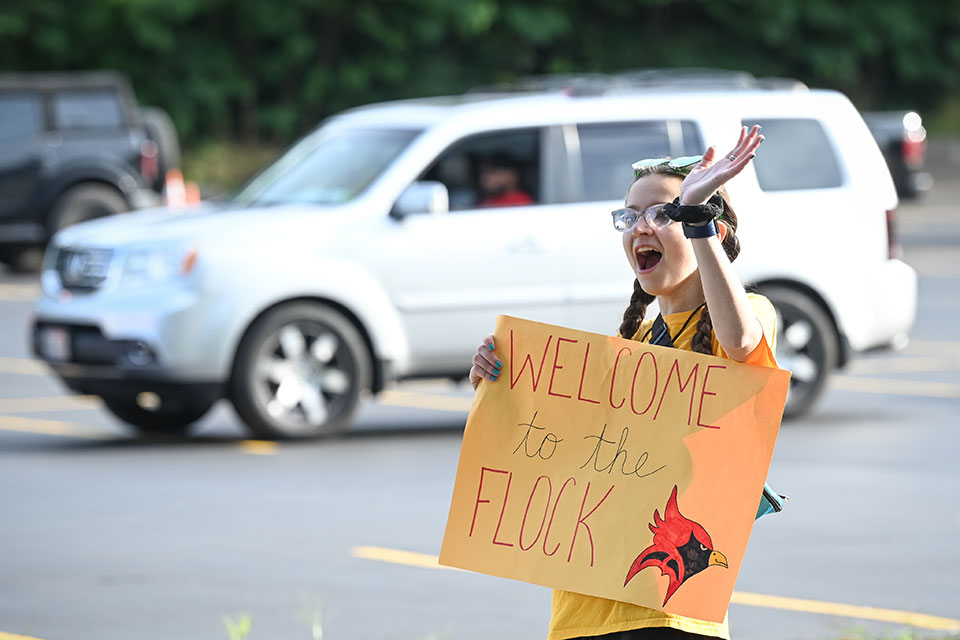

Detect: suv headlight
122,246,198,287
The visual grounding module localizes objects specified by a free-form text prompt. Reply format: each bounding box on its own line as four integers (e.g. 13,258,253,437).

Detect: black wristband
683,219,719,239
663,196,723,226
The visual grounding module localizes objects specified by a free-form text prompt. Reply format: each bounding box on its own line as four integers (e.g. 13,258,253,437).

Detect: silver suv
32,76,917,438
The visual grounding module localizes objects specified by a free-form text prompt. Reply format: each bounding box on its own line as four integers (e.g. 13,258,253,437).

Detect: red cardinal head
624,485,728,605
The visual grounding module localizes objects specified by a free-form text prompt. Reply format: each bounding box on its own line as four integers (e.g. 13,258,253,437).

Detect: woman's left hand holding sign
470,334,502,390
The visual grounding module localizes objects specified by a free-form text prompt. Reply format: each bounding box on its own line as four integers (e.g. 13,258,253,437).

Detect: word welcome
509,330,727,428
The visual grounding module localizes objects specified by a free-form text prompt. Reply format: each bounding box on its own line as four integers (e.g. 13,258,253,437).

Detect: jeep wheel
761,286,838,419
102,394,214,436
52,183,130,230
230,303,371,439
0,245,45,273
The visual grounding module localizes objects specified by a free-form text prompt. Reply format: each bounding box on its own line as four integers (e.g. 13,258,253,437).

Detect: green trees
2,0,958,143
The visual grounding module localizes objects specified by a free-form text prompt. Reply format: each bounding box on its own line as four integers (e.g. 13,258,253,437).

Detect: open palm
679,125,764,205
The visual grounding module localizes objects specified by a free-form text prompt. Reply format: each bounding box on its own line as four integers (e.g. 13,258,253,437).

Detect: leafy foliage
1,0,958,142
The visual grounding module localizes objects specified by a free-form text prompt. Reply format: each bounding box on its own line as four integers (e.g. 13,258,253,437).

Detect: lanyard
640,303,706,348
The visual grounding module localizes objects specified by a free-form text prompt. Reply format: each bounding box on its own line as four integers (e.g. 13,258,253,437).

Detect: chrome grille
55,248,115,292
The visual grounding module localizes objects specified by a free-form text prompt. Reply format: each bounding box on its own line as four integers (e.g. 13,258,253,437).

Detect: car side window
0,93,44,142
421,128,541,211
745,118,843,190
577,120,704,201
52,89,126,130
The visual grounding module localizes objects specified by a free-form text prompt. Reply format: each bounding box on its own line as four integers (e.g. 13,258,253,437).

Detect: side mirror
390,181,449,219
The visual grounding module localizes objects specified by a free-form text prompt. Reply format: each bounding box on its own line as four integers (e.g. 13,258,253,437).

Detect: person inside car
476,153,534,207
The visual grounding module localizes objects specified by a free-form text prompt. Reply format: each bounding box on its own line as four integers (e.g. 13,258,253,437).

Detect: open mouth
636,247,663,273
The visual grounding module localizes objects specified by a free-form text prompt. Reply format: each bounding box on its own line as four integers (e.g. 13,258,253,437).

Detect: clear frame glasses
611,203,674,232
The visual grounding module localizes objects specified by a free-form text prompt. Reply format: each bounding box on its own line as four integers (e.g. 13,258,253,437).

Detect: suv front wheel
102,394,214,436
230,303,371,439
760,286,838,419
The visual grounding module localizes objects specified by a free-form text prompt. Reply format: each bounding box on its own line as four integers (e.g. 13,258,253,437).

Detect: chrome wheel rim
252,322,355,434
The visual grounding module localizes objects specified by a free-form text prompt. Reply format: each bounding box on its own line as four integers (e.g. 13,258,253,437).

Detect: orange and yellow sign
440,315,790,623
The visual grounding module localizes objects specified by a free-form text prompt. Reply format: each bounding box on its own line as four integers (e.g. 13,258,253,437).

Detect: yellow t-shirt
547,293,778,640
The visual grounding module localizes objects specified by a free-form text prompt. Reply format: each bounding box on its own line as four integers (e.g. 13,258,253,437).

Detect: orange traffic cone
164,168,187,210
185,181,201,208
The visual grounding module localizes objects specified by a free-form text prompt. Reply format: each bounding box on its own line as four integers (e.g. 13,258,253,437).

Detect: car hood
52,202,362,249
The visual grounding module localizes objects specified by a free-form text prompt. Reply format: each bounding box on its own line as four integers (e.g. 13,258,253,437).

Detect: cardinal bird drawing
624,485,729,606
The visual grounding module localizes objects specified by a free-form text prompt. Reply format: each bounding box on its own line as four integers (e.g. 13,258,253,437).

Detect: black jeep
0,71,180,271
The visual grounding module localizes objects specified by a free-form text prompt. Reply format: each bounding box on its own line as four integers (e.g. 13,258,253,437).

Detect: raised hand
679,125,763,205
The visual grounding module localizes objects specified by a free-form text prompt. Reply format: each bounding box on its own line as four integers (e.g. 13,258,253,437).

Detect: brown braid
619,278,655,339
621,162,743,353
689,211,741,355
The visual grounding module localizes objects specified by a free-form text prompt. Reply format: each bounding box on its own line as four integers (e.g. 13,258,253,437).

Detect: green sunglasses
631,155,703,179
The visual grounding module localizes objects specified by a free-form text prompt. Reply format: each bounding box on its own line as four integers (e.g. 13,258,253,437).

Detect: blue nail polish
488,344,495,351
491,375,498,381
495,360,502,367
494,368,501,375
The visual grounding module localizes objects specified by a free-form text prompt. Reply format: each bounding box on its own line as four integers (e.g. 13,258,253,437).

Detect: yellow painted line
848,356,960,375
0,357,48,376
0,283,40,300
0,395,100,413
377,390,473,413
0,415,113,440
238,440,278,455
730,591,960,631
353,546,960,632
904,340,960,358
0,632,50,640
351,546,459,571
830,375,960,399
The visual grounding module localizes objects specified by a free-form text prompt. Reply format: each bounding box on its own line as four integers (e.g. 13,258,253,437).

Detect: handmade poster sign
439,315,791,623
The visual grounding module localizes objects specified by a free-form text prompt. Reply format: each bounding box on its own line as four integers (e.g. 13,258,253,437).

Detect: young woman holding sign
469,125,775,639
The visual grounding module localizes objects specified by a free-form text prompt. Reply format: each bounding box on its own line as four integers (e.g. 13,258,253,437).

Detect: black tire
0,184,129,273
51,183,130,230
0,245,45,273
140,106,181,189
760,286,838,419
102,394,214,436
230,303,372,439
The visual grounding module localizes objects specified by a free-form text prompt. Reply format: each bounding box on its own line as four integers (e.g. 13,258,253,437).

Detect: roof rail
466,68,808,96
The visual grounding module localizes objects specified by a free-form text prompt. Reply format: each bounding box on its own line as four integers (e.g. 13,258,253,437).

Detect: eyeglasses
631,155,703,179
611,203,674,232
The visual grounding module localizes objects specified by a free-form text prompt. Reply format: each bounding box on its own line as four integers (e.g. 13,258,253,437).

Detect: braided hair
618,164,741,355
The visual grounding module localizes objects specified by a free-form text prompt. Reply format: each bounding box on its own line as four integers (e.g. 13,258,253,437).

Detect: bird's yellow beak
709,550,728,569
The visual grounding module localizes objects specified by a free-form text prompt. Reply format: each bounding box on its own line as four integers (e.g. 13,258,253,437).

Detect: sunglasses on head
631,155,703,179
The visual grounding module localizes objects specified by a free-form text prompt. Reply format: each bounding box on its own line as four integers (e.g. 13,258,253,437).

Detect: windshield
233,126,421,206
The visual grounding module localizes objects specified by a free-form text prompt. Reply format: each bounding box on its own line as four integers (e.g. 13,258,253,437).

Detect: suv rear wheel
760,286,838,419
230,303,371,439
